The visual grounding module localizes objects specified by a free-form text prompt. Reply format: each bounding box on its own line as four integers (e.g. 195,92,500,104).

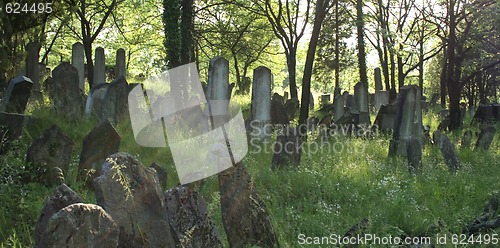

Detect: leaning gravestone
354,82,370,125
374,91,389,111
94,152,176,248
333,95,345,123
78,120,121,183
26,125,73,185
40,203,119,248
115,48,126,80
206,56,230,127
50,62,84,120
388,85,423,156
34,184,83,247
438,132,461,172
406,138,422,174
219,162,278,248
85,83,110,115
0,76,33,113
102,76,129,123
165,185,222,248
250,66,272,140
272,126,302,169
374,102,398,132
271,97,289,125
475,126,496,151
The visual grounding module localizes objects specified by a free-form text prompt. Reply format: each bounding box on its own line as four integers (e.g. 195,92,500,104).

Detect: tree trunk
334,0,340,90
447,0,461,130
440,44,447,107
356,0,368,86
287,48,298,100
83,39,94,89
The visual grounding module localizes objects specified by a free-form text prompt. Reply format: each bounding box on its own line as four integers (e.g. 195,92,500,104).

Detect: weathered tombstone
50,62,85,120
150,163,168,188
78,120,121,183
320,94,331,106
94,47,106,85
0,76,33,113
374,102,398,131
34,184,83,247
475,126,496,151
354,82,369,113
374,91,389,112
346,94,357,111
219,162,278,248
94,152,177,248
250,66,272,140
438,132,461,172
284,98,299,121
271,97,289,125
40,203,119,248
26,125,73,185
406,138,422,174
272,126,302,169
26,42,40,89
333,95,345,123
461,130,473,149
206,56,230,127
115,48,126,79
102,76,129,123
165,185,222,248
0,112,26,153
71,42,85,92
374,67,383,91
85,83,110,115
388,85,423,156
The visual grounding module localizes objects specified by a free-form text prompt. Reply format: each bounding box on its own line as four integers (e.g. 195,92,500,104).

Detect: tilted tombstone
271,97,289,125
0,76,33,113
50,62,85,120
26,125,73,185
354,82,369,113
94,47,106,85
165,185,223,248
40,203,119,248
34,184,83,247
345,94,357,112
475,125,496,151
219,162,278,248
250,66,272,140
94,152,177,247
26,42,40,90
84,83,110,115
374,102,398,132
388,85,423,156
438,132,461,172
71,42,85,92
115,48,126,80
78,120,121,183
374,91,389,112
102,76,129,123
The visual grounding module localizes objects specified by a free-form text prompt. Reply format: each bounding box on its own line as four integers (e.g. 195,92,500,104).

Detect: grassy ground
1,97,499,247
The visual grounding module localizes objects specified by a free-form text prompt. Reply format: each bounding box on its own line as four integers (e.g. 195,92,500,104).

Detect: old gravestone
219,162,278,248
85,83,110,115
26,125,73,185
272,126,302,169
438,132,461,172
271,96,289,125
374,102,398,132
0,113,25,154
26,42,40,90
50,62,85,120
34,184,83,247
0,76,33,113
388,85,423,156
78,120,121,183
250,66,272,140
333,94,345,123
475,126,496,151
71,42,85,92
115,48,126,80
40,203,119,248
472,105,495,124
374,91,389,112
374,67,383,91
102,76,129,123
94,152,177,248
354,82,370,125
94,47,106,85
406,138,422,174
206,56,230,127
165,185,222,247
